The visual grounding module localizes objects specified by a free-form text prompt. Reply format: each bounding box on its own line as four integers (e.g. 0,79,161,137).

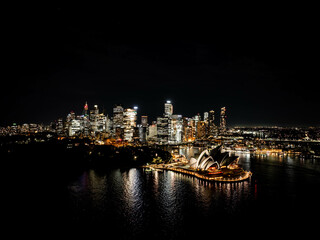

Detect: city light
0,100,319,160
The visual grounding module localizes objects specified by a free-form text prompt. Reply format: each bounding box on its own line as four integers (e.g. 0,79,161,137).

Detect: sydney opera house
144,145,251,182
166,145,253,182
189,145,239,170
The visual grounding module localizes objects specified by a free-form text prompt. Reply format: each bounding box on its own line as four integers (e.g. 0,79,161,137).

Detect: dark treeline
0,135,171,183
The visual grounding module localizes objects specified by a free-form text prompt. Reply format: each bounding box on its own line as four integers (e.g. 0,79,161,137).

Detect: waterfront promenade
142,164,252,183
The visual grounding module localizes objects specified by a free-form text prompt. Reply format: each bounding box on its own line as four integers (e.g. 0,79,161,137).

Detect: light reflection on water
67,147,320,238
68,168,254,237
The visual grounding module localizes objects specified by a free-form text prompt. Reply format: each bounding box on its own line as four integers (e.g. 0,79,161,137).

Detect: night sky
2,6,318,127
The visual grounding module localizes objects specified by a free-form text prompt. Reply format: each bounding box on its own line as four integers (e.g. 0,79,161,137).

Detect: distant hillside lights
0,101,227,143
0,123,46,135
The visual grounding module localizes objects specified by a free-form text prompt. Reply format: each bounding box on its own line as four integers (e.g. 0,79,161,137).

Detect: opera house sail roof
189,145,240,170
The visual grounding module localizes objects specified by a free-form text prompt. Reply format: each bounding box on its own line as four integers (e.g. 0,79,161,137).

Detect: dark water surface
4,148,320,238
65,151,320,238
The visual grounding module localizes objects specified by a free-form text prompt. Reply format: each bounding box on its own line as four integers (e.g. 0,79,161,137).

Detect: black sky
2,6,319,127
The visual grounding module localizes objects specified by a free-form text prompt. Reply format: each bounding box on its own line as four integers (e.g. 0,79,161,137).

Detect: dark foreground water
4,149,320,238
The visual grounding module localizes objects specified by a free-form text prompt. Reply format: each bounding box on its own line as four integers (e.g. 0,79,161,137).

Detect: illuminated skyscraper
209,110,215,126
81,116,90,137
123,108,137,141
56,118,64,136
139,116,148,143
105,115,112,133
66,111,76,122
69,119,81,136
147,122,157,142
90,105,99,133
113,105,124,139
220,107,226,132
156,100,173,144
182,117,189,142
193,113,201,137
164,100,173,117
113,105,123,128
169,114,183,144
204,112,209,122
80,101,90,136
184,118,196,142
93,105,99,115
196,121,207,139
157,116,169,144
141,116,148,127
65,111,76,134
208,110,217,136
99,115,107,132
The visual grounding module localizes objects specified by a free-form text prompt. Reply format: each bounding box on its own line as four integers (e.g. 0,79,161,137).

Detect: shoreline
142,165,252,183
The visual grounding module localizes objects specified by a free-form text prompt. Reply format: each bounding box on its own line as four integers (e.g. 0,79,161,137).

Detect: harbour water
4,147,320,238
64,147,320,238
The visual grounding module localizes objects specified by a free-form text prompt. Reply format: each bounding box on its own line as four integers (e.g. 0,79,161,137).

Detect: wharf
142,164,252,183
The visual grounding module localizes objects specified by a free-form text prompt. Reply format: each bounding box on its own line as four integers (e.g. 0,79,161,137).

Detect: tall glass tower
164,100,173,117
220,107,226,132
123,108,137,141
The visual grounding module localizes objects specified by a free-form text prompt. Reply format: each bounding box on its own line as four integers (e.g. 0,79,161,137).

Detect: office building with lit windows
147,122,157,142
141,116,148,127
123,108,137,141
220,107,226,132
90,105,99,133
164,100,173,117
157,116,169,144
69,119,81,136
196,121,207,139
208,110,217,136
113,105,124,139
169,114,183,144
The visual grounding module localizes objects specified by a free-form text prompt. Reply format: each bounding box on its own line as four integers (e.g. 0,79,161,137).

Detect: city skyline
1,98,319,128
2,7,318,127
2,99,319,146
1,100,229,143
